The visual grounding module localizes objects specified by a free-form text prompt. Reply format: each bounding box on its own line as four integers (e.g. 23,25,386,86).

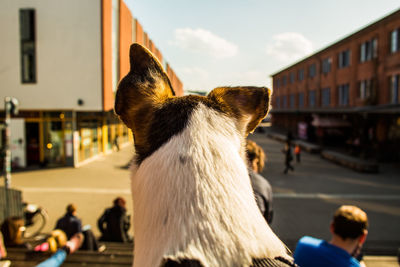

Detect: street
5,133,400,255
249,133,400,253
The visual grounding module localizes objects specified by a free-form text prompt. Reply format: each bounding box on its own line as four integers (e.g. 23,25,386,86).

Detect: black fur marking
163,259,203,267
135,95,225,165
251,257,298,267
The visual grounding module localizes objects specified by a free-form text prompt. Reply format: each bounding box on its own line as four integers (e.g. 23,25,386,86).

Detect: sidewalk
4,144,135,237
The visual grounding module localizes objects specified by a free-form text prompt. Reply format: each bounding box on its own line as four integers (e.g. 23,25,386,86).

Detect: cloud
229,70,268,87
266,32,313,63
178,67,210,91
171,28,238,59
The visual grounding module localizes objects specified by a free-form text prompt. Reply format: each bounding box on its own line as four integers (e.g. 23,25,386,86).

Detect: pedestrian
98,197,132,243
113,136,120,151
0,216,26,248
246,140,274,224
55,204,81,240
0,231,7,260
55,204,104,252
294,144,301,163
282,143,294,174
294,205,368,267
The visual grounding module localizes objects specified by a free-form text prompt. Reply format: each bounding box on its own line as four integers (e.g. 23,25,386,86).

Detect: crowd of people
0,197,132,267
0,138,370,267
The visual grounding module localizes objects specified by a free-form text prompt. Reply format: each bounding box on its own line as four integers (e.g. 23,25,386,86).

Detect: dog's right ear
115,43,174,131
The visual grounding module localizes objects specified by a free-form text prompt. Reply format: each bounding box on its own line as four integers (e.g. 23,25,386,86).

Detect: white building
0,0,183,168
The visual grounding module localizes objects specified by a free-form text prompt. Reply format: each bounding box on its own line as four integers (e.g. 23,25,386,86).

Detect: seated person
55,204,81,239
294,205,368,267
0,216,27,248
98,197,131,242
246,140,273,224
55,204,102,251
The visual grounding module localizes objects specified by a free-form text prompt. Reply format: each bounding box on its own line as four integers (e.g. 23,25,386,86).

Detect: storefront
0,110,132,168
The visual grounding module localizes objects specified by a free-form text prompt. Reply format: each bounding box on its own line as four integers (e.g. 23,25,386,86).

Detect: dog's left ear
208,86,271,135
114,43,174,135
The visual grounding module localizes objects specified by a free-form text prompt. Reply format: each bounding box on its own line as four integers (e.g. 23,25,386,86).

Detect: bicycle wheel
24,208,48,239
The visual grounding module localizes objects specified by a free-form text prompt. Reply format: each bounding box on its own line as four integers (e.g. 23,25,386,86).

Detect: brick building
271,8,400,161
0,0,183,168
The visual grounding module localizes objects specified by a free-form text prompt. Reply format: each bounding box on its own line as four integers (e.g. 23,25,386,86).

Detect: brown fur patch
208,86,271,135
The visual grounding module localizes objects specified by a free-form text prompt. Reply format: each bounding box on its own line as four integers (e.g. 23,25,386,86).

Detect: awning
311,114,351,127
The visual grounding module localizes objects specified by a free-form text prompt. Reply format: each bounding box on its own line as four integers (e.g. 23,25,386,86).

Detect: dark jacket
98,205,131,242
249,170,274,224
55,213,82,239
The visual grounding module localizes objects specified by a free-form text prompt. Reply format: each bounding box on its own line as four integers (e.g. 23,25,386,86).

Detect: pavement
1,133,399,266
1,144,135,238
248,133,400,266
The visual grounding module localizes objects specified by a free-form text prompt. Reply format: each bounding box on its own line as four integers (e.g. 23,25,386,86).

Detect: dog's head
115,43,271,165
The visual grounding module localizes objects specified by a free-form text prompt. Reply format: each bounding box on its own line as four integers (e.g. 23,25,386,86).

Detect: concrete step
5,247,133,267
321,150,379,173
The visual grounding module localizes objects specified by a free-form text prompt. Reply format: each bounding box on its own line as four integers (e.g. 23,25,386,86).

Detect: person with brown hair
98,197,131,242
294,205,368,267
55,204,103,252
0,217,26,248
55,204,82,240
246,140,273,224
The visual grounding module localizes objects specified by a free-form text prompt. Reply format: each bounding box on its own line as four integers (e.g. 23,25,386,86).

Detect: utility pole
3,97,18,218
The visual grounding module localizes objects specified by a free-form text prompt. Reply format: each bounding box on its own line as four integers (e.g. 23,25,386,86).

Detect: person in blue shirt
294,205,368,267
55,204,82,239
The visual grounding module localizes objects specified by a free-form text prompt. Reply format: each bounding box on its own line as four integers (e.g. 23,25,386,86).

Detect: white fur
131,103,288,267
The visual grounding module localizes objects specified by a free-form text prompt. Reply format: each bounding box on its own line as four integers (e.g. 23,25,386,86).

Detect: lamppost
3,97,19,218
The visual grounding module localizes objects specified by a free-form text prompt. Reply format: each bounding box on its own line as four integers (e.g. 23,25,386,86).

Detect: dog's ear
114,43,174,131
208,86,271,135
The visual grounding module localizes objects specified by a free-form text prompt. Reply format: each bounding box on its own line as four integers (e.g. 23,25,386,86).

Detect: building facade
0,0,183,168
271,9,400,161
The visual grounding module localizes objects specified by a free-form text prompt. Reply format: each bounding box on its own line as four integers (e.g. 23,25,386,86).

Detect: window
359,80,372,100
360,38,377,62
283,95,287,108
338,84,350,106
391,29,400,53
298,69,304,81
20,9,36,83
321,87,331,107
338,49,350,68
275,96,280,108
322,58,331,74
389,74,399,104
309,63,316,78
290,72,295,84
282,76,287,86
298,93,304,108
309,90,316,107
275,78,280,88
290,94,295,108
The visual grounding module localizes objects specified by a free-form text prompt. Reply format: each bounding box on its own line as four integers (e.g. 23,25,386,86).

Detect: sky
124,0,400,93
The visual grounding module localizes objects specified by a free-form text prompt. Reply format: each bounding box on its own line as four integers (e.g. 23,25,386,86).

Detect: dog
115,43,294,267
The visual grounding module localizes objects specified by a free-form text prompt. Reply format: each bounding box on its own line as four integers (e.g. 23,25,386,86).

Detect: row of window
275,28,400,89
275,84,349,109
275,87,344,109
274,74,400,109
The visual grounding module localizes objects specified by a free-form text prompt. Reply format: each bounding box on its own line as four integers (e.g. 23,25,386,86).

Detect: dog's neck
130,104,287,267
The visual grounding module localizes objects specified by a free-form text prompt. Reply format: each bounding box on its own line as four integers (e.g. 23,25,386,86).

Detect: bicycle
22,202,48,239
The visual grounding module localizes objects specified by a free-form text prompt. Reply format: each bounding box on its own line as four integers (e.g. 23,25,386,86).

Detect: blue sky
124,0,400,93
